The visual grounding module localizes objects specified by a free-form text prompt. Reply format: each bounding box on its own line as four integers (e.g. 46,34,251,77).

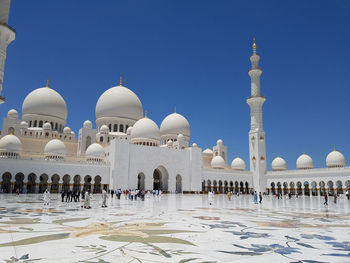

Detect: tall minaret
0,0,16,104
247,38,267,193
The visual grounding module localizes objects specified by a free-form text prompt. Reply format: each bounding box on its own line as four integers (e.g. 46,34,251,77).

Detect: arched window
113,124,118,132
39,121,43,127
119,124,124,133
100,136,103,142
34,120,37,127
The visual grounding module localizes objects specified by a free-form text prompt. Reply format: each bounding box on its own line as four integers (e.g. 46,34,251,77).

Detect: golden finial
174,105,176,113
333,145,336,151
120,75,123,86
145,111,148,118
46,79,49,88
252,37,257,50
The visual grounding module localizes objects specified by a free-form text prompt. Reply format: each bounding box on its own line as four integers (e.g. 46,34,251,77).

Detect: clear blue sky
1,0,350,170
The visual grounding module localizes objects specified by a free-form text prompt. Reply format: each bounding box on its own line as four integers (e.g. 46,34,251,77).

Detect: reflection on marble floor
0,194,349,262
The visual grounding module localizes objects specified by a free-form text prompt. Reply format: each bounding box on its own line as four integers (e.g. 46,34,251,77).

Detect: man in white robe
43,189,50,206
101,189,107,208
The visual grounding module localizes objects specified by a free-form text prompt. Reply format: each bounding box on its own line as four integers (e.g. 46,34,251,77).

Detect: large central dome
96,85,143,121
22,87,67,121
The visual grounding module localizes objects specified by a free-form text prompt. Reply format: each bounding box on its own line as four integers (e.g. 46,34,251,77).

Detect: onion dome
83,120,92,129
96,81,143,121
231,156,246,171
22,85,67,122
20,121,28,128
217,139,223,145
0,134,22,154
160,111,190,138
177,134,184,140
296,153,313,169
192,143,197,147
100,125,109,134
326,149,346,168
126,126,133,135
271,156,287,171
63,126,71,134
43,122,52,130
203,148,213,155
44,139,66,158
130,116,160,145
211,155,225,169
7,109,18,119
85,143,104,161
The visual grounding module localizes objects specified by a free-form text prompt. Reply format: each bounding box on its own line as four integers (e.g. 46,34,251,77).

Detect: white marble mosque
0,1,349,198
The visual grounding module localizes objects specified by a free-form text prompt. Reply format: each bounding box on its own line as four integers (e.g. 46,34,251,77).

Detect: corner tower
0,0,16,103
247,38,267,192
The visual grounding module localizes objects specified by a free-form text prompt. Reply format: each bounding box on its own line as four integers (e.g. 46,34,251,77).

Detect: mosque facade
0,0,349,196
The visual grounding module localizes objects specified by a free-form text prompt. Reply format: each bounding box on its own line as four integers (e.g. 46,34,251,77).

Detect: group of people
253,191,263,204
60,189,81,202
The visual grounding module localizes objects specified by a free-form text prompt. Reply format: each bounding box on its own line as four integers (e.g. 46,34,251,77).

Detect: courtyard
0,193,349,262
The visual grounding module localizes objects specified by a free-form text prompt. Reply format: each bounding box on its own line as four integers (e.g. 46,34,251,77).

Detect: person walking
227,191,231,200
43,189,50,206
334,194,337,204
259,192,262,204
61,191,65,202
208,191,214,206
101,189,107,208
253,191,258,204
324,192,328,205
84,191,91,209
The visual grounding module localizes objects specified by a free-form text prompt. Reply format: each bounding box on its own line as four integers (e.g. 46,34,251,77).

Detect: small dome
63,126,71,134
7,109,18,119
126,126,133,135
160,112,190,137
211,155,225,169
20,121,28,128
96,85,143,121
177,133,184,140
44,139,66,156
231,157,246,171
272,156,287,171
217,139,223,145
131,117,160,142
100,125,109,134
85,143,104,158
22,87,67,122
203,148,213,154
83,120,92,129
192,143,198,147
43,122,52,130
0,134,22,152
326,149,346,168
167,140,173,147
296,153,313,169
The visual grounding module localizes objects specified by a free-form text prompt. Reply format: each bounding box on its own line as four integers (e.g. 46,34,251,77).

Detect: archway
218,180,223,193
283,182,288,195
290,182,295,195
202,180,205,192
230,181,233,192
311,181,317,196
207,180,212,192
277,182,282,195
27,173,36,193
153,166,169,191
345,180,350,191
271,182,276,195
84,175,92,192
94,176,102,193
235,181,239,193
296,182,302,195
213,180,218,192
319,181,326,196
224,181,228,193
1,172,11,193
51,174,60,193
73,175,81,192
39,174,48,193
176,174,182,193
137,173,145,190
327,181,334,195
304,181,310,196
245,182,249,194
14,173,24,193
336,180,343,194
62,174,70,192
240,181,244,193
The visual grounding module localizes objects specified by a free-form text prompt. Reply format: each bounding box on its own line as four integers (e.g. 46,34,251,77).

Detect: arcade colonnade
201,179,251,194
0,172,107,194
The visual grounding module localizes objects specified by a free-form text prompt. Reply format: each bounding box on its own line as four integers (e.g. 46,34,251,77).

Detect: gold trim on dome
46,79,49,88
145,111,148,118
120,75,123,86
174,105,176,113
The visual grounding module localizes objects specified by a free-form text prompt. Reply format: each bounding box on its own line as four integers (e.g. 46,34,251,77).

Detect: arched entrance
84,175,92,192
62,174,70,192
137,173,145,190
153,166,169,191
245,182,249,194
207,180,212,192
296,182,302,195
283,182,288,195
327,181,334,195
94,176,102,193
277,182,282,195
51,174,60,193
176,174,182,193
235,181,239,193
218,180,223,193
39,174,48,193
213,180,218,192
304,181,310,196
73,175,81,192
202,180,205,192
14,173,24,193
336,180,343,194
27,173,36,193
290,182,295,195
240,181,244,193
224,181,228,193
230,181,233,192
1,172,11,193
319,181,326,195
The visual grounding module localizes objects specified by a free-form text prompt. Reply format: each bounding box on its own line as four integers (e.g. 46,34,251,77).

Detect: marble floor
0,193,349,263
